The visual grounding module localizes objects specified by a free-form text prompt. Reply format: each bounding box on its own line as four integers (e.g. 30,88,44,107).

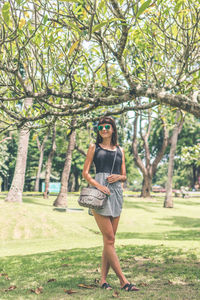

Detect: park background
0,0,200,299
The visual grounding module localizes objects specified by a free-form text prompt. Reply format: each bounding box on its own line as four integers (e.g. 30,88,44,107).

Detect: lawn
0,192,200,299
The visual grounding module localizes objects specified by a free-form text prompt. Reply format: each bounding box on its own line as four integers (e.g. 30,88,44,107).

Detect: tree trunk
3,177,8,191
132,110,168,198
164,111,184,208
192,164,196,188
5,98,33,202
141,175,152,197
53,122,76,207
34,133,49,192
43,126,56,199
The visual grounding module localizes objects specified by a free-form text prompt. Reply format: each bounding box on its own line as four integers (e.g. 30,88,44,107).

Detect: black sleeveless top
93,144,122,174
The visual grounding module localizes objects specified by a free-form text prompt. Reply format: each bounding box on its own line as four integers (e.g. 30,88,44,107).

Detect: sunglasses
98,124,111,131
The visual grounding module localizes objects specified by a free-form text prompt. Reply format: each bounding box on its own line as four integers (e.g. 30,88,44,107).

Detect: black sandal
101,282,112,290
121,283,139,292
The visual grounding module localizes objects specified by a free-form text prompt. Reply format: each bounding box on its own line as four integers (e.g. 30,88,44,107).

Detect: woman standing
82,116,139,292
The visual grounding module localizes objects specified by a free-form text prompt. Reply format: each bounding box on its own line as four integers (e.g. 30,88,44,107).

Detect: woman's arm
107,147,127,183
82,144,110,195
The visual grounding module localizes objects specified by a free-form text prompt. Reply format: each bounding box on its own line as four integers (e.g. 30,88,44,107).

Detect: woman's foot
101,282,112,290
121,283,139,292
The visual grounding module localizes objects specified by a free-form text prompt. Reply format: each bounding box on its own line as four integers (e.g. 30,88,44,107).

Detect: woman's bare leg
101,216,120,285
92,211,128,287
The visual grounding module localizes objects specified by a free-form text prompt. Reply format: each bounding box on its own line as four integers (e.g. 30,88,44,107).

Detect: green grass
0,193,200,299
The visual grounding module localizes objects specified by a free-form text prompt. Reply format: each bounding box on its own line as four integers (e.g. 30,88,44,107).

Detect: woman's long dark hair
96,116,118,146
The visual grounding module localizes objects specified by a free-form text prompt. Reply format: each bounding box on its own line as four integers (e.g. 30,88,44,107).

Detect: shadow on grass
158,216,200,228
22,197,53,207
176,200,200,206
0,245,200,300
116,229,200,241
123,200,156,212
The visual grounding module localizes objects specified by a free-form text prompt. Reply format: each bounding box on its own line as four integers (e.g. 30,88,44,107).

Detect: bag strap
106,146,118,187
110,146,118,175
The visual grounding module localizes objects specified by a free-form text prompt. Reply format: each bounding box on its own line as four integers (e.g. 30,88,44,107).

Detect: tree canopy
0,0,200,131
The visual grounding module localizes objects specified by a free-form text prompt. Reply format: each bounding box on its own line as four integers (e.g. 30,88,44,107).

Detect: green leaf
92,21,107,33
92,18,124,33
136,0,151,19
2,2,11,24
43,15,48,24
98,0,105,10
174,0,184,13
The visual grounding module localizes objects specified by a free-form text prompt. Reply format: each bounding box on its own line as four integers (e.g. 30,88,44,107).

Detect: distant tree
177,116,200,188
43,125,56,199
153,115,200,189
132,109,169,197
124,144,142,191
34,130,50,192
181,144,200,188
0,136,11,190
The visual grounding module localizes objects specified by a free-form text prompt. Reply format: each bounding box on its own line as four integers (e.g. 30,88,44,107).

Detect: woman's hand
96,184,110,195
106,174,121,183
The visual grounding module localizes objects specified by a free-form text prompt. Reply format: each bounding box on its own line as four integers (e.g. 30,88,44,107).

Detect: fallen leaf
138,282,148,286
112,290,120,298
5,285,17,292
30,286,43,294
47,278,56,283
64,289,77,294
78,283,94,289
166,280,187,286
61,264,69,267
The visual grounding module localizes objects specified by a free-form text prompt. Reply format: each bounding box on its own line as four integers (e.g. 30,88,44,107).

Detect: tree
34,130,49,192
5,98,33,202
53,119,76,207
164,111,184,208
0,136,11,190
181,144,200,188
132,109,169,197
43,125,56,199
176,116,200,188
152,115,200,189
3,2,38,201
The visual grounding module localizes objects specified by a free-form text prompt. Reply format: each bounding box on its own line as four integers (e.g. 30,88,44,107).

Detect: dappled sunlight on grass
0,245,200,299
